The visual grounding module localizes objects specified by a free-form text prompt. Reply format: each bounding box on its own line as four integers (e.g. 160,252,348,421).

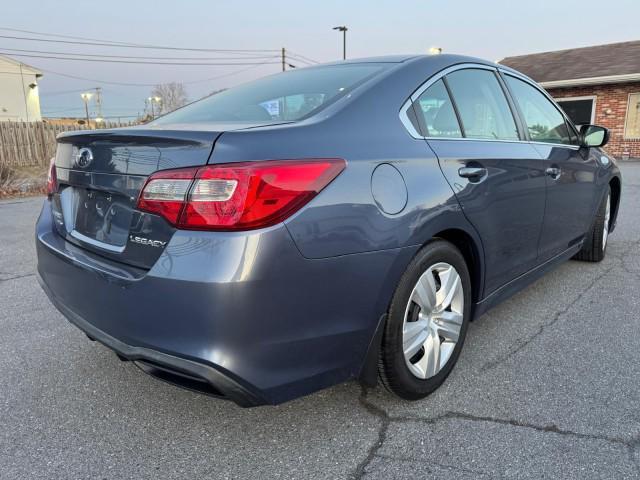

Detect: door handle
545,167,561,179
458,167,487,180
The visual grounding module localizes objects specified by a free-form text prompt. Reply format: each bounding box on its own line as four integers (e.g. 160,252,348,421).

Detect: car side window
413,80,462,138
505,75,575,145
445,69,519,141
566,119,579,144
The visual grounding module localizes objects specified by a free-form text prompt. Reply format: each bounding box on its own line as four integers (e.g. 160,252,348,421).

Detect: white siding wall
0,57,42,122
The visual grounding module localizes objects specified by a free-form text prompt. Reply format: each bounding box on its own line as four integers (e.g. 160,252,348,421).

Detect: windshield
152,63,386,125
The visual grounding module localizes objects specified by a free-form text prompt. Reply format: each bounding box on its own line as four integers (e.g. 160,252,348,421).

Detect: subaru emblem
75,147,94,168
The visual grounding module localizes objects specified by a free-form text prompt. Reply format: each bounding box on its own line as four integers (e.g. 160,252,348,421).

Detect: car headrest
432,102,460,134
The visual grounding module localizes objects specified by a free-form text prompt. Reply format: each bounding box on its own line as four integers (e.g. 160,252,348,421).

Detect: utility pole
333,26,348,60
19,64,29,122
94,87,103,119
281,47,286,72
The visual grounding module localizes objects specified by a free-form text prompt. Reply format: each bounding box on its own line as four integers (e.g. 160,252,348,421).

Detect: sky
2,0,639,119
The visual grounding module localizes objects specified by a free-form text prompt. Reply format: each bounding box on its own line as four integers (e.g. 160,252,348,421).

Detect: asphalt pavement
1,163,640,479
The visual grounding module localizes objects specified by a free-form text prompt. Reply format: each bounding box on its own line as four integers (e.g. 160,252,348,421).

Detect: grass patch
0,164,48,199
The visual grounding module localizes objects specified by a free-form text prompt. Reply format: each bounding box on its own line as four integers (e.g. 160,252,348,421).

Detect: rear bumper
38,272,265,406
36,200,416,405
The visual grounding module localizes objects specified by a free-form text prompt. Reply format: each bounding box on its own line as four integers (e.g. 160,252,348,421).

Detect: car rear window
152,64,386,125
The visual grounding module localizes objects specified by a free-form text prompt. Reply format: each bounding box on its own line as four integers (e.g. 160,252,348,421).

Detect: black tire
378,239,472,400
573,186,611,263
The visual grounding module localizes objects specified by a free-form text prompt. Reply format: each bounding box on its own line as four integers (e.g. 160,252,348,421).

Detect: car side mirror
580,125,610,148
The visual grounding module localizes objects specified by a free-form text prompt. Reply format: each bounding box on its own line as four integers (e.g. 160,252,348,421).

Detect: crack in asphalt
352,387,390,479
628,443,640,477
354,396,640,478
354,239,640,478
393,411,640,447
479,263,616,372
480,239,640,372
0,273,35,284
0,200,32,206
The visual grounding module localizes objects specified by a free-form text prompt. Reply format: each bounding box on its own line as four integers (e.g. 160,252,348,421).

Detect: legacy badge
129,235,167,248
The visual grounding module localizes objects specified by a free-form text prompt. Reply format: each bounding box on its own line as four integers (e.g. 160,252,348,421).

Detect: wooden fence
0,120,137,168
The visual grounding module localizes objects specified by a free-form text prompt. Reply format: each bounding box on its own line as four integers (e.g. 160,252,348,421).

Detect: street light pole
148,96,162,119
80,92,92,127
333,26,348,60
148,97,155,119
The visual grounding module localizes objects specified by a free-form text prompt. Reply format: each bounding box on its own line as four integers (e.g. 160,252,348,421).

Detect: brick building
501,41,640,160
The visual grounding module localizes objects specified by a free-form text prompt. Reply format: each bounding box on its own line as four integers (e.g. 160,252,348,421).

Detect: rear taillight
137,159,346,231
46,157,57,196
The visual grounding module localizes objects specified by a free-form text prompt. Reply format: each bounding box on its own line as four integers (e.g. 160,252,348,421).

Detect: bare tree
150,82,189,115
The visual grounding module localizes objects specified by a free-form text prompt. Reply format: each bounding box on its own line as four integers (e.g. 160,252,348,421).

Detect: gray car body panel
36,54,621,405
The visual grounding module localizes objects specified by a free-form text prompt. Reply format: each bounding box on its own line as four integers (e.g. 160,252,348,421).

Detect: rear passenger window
505,75,575,145
445,69,519,141
413,80,462,138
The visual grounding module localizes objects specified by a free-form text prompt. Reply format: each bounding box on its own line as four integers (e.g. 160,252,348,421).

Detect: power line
38,60,277,87
0,27,152,46
0,33,280,53
0,27,280,57
0,28,323,72
182,62,275,83
286,50,321,64
40,88,95,96
0,51,280,66
0,46,280,61
0,27,163,47
286,55,315,66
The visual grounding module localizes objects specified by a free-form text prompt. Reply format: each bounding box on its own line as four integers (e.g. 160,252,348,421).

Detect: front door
503,74,600,261
535,144,600,260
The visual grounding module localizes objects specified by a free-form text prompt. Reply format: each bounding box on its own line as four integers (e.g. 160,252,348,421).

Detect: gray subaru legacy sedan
36,54,621,406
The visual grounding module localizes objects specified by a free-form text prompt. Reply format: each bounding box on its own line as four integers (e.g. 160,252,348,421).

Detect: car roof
334,53,495,66
338,54,420,64
305,54,531,81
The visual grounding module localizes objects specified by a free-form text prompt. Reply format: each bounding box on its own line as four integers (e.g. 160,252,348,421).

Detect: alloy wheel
603,193,611,250
402,262,464,379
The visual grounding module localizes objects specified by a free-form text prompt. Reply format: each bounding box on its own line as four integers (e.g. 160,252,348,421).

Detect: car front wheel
378,240,472,400
573,186,611,263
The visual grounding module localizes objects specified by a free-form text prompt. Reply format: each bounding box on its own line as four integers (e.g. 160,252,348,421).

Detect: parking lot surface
1,163,640,479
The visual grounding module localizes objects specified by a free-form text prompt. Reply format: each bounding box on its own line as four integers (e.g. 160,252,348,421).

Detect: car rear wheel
378,240,471,400
573,186,611,263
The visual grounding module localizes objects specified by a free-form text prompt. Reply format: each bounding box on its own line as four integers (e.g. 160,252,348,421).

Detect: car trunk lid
50,127,220,269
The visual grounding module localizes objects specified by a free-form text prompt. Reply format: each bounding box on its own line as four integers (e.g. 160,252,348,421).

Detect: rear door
502,74,600,261
410,65,547,296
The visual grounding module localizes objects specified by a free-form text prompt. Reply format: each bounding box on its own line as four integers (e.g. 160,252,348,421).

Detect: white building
0,55,42,122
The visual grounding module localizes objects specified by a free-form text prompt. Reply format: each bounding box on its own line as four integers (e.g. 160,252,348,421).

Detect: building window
556,97,595,126
625,93,640,139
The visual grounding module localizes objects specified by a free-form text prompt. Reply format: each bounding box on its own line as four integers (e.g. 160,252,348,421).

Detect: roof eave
540,73,640,88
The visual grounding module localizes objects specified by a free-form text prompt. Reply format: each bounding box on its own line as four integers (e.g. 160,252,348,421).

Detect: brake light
137,159,346,231
46,157,57,196
137,167,197,224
